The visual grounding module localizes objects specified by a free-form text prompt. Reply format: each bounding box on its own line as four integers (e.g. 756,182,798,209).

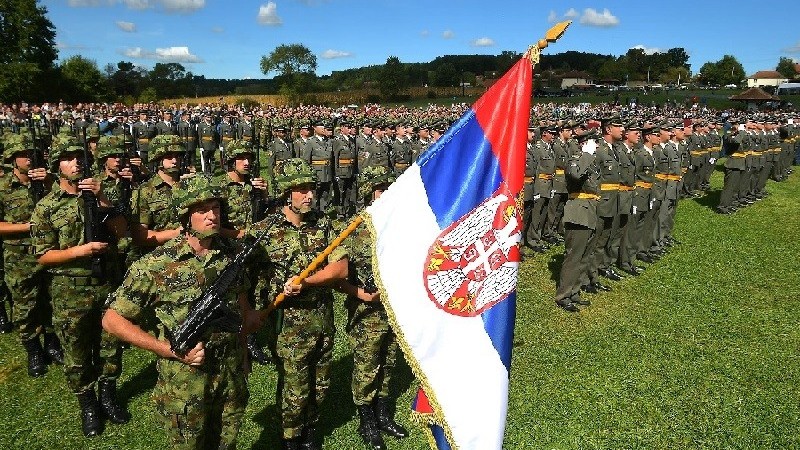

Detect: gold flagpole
525,20,571,65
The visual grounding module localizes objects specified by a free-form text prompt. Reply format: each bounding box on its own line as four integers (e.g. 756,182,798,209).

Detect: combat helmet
49,135,84,170
171,173,224,219
95,135,126,161
149,134,185,161
274,158,316,195
2,134,35,163
357,165,395,201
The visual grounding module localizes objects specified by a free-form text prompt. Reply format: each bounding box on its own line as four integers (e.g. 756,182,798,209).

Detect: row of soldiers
521,113,799,312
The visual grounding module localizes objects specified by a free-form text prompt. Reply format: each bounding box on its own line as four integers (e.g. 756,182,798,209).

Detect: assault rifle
251,121,265,222
81,128,105,280
27,118,46,203
168,216,278,358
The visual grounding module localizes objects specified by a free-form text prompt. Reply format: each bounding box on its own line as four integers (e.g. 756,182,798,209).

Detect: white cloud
471,37,495,47
116,20,136,32
121,46,203,63
122,0,151,10
211,26,224,33
785,42,800,54
442,30,454,39
321,49,352,59
56,41,92,50
631,44,662,55
420,30,430,37
67,0,111,6
257,2,282,26
580,8,619,27
564,8,579,19
161,0,204,13
547,10,557,23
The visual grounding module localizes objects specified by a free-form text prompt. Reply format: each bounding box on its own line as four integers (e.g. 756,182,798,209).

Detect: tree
59,55,108,102
150,62,187,98
109,61,144,99
260,43,317,102
776,57,798,80
698,55,745,86
378,56,409,100
0,0,58,101
432,62,459,87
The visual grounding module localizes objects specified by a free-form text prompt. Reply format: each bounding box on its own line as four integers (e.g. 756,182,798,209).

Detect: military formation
0,100,798,449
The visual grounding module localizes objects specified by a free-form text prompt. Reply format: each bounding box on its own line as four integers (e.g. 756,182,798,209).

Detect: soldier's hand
129,157,142,167
283,277,304,296
79,241,109,257
177,342,205,366
357,288,381,303
29,167,48,181
78,178,101,194
119,167,134,181
251,177,268,191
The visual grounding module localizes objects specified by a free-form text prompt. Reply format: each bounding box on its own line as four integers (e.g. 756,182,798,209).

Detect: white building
746,71,789,88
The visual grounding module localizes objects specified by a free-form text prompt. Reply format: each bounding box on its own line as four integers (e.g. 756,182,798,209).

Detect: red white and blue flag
363,57,532,450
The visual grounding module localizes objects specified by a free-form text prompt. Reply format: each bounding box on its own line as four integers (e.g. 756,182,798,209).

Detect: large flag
363,56,532,449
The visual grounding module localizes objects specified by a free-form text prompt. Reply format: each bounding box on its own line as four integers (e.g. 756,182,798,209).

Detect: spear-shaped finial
525,20,571,64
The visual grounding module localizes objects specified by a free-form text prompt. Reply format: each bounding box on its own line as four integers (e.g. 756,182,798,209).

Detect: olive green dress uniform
590,138,620,279
248,210,348,441
686,129,704,194
155,119,176,136
108,235,250,449
545,136,569,238
613,141,636,270
197,119,218,174
390,137,413,175
302,135,335,213
705,127,722,189
718,129,747,212
362,135,391,171
30,188,123,395
632,144,657,259
265,135,295,197
177,118,198,169
132,119,155,164
662,139,683,241
0,170,53,344
554,148,601,306
333,133,357,217
649,142,670,252
525,138,555,249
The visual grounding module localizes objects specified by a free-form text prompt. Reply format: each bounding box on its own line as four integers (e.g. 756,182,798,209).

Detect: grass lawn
1,164,799,449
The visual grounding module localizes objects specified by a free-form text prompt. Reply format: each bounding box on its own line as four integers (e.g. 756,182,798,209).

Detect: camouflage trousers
274,301,335,439
4,247,52,342
154,334,248,450
346,298,398,406
49,275,123,393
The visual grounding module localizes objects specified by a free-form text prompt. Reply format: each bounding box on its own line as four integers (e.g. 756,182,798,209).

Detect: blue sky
47,0,800,80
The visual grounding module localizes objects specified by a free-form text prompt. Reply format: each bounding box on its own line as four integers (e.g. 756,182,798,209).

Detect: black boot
99,380,131,424
0,302,12,334
76,390,103,437
373,397,408,439
43,332,64,365
282,438,302,450
300,425,321,450
22,337,48,378
247,334,270,366
357,405,386,450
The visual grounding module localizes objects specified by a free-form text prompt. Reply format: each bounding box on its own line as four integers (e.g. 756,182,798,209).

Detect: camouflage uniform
216,139,260,230
0,135,53,350
247,158,347,441
108,173,250,449
30,139,123,396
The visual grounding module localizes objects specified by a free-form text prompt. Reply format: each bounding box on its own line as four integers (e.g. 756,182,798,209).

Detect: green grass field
1,164,799,450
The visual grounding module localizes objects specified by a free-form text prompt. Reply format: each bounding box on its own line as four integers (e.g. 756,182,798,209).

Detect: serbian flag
363,57,531,449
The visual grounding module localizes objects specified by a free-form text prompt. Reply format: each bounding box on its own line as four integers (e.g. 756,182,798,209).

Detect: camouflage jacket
0,172,51,246
107,234,248,344
132,174,179,231
216,174,255,230
247,210,348,307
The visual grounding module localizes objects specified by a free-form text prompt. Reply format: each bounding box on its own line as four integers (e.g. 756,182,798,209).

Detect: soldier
332,121,357,218
130,135,185,260
103,173,264,449
340,166,407,450
390,121,413,175
155,110,176,136
248,158,349,450
197,113,218,173
31,136,128,437
590,116,623,286
292,122,312,156
265,124,295,196
237,111,254,142
362,122,391,170
132,110,155,166
655,123,681,250
355,121,373,163
217,114,237,171
553,129,601,311
632,125,659,264
411,123,431,160
615,122,642,276
525,124,556,253
0,134,61,377
176,111,198,171
301,120,335,213
545,122,572,241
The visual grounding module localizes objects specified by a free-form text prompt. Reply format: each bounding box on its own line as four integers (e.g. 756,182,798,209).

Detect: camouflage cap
224,139,254,161
275,158,316,195
49,135,84,168
149,134,185,161
171,173,225,218
357,165,395,199
96,135,126,160
2,134,34,162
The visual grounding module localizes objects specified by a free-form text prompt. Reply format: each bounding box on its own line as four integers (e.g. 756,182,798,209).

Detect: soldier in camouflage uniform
31,136,128,437
339,165,408,450
130,134,185,261
103,173,263,450
247,158,349,450
0,133,12,334
0,133,62,377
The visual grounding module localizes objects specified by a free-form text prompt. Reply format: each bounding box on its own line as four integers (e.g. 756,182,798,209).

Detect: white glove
737,124,745,131
582,140,597,155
